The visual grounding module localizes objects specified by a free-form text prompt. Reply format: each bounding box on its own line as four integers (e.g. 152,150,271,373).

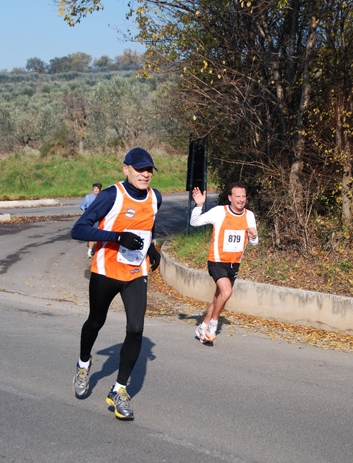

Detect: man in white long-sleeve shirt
190,182,258,344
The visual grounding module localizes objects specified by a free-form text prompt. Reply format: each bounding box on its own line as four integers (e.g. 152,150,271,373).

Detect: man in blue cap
71,147,162,420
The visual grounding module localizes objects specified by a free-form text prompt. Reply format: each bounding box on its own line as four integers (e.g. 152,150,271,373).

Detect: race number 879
223,229,245,253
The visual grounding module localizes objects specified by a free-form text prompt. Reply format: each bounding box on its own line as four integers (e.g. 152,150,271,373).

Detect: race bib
117,230,151,265
223,229,245,253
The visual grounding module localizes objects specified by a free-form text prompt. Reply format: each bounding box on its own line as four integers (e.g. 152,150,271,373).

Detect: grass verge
0,151,216,199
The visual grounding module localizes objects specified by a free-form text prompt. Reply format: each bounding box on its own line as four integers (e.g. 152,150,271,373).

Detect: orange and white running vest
208,206,250,263
91,182,158,281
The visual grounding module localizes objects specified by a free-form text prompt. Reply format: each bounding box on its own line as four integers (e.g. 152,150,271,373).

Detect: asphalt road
0,195,352,463
1,192,218,236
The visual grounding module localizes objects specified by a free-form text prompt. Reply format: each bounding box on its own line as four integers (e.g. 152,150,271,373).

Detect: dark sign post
186,137,208,235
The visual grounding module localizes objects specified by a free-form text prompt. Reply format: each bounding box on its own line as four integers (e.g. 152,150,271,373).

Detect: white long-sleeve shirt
190,205,258,263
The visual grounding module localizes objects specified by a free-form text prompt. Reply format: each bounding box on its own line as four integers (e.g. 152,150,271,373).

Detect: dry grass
168,225,353,298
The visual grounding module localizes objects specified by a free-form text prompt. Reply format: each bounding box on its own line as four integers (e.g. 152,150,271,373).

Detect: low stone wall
160,242,353,335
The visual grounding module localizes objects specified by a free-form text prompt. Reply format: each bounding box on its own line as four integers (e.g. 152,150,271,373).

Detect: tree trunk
289,15,318,208
78,138,84,155
341,153,352,225
337,99,353,225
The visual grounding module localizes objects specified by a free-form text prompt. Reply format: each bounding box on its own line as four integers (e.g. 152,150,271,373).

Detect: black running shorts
207,261,240,286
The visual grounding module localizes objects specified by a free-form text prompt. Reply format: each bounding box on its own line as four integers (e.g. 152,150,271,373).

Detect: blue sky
0,0,143,71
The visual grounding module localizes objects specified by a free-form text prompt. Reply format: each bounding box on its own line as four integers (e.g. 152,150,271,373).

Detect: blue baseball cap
123,147,158,171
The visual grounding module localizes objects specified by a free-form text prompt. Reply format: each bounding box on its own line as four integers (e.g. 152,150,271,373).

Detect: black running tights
80,272,147,386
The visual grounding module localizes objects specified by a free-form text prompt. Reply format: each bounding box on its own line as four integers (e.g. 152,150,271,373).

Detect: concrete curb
0,213,11,223
0,199,61,222
160,241,353,335
0,199,60,208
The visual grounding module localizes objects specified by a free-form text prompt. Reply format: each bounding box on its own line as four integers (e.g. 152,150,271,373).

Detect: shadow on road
82,337,156,399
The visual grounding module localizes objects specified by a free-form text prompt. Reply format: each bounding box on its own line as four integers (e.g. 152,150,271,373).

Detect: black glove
115,232,144,250
147,242,161,271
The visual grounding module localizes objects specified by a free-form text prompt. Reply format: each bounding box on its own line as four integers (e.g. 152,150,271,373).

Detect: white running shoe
206,322,218,342
73,357,92,398
195,324,208,343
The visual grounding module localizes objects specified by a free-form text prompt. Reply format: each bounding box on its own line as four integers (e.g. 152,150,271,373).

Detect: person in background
190,182,258,344
80,183,102,257
71,147,162,420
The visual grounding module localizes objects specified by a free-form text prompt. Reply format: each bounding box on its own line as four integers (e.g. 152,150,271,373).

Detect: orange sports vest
91,182,158,281
208,206,250,263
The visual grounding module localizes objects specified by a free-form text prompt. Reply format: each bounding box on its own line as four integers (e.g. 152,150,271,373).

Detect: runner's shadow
87,337,156,398
129,337,156,398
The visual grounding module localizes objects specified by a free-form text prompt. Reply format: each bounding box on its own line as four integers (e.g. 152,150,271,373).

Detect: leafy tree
25,57,48,73
93,54,113,70
0,106,17,151
40,122,77,157
57,0,353,253
70,52,92,72
49,55,74,73
307,1,353,226
62,88,91,153
57,0,104,26
115,48,143,70
49,52,92,73
0,70,173,154
12,111,39,148
88,75,160,148
10,67,25,74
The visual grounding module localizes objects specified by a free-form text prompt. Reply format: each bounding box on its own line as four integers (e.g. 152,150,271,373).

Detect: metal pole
186,137,195,236
203,137,208,212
